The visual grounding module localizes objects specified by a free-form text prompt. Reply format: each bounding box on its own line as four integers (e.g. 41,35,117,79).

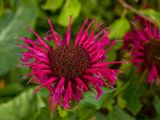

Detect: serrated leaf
107,106,135,120
58,0,81,26
0,88,44,120
109,17,130,39
42,0,64,11
0,2,37,75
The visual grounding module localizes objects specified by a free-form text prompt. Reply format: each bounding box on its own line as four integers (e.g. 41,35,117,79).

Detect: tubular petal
33,77,57,94
65,16,72,45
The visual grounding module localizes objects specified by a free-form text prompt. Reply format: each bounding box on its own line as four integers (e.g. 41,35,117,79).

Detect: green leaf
42,0,64,11
81,0,98,15
106,49,117,62
0,88,45,120
109,17,130,39
0,0,4,17
8,67,30,83
0,2,37,75
32,107,51,120
154,96,160,119
96,113,107,120
58,0,81,26
75,87,115,120
106,41,123,62
79,87,115,110
0,84,24,97
141,9,160,27
107,106,135,120
117,96,126,109
121,68,147,115
113,41,122,50
58,107,68,118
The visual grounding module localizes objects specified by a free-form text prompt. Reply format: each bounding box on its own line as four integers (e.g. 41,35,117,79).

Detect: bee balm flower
19,17,120,109
123,17,160,85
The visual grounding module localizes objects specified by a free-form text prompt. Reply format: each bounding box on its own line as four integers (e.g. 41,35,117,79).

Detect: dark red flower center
144,39,160,66
48,45,90,79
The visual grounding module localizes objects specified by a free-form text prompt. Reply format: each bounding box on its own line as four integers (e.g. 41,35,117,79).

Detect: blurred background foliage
0,0,160,120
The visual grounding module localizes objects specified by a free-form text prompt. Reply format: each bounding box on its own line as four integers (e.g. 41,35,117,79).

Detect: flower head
123,16,160,84
19,17,120,109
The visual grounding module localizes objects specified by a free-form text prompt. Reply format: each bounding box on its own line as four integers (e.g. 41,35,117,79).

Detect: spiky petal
123,16,160,85
19,17,120,109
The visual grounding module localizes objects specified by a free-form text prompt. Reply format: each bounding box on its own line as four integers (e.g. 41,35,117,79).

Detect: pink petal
78,19,95,45
54,77,65,104
75,77,88,91
74,18,88,45
34,77,57,94
63,80,72,109
65,16,72,45
47,18,64,46
27,27,50,50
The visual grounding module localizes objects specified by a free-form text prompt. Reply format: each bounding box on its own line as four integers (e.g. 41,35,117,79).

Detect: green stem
118,0,156,25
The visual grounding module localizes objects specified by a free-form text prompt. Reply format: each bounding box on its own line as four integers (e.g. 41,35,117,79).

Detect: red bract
123,17,160,85
19,17,120,109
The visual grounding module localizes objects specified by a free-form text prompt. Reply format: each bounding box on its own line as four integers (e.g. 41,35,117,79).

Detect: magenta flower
123,17,160,84
19,17,120,109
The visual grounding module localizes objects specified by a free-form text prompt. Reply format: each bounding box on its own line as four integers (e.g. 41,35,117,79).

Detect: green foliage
0,88,45,120
0,83,24,97
0,0,160,120
42,0,64,12
0,0,4,17
107,106,135,120
0,1,37,75
120,71,147,115
153,96,160,119
32,107,51,120
106,49,117,62
106,41,122,62
109,17,130,39
58,0,81,26
142,9,160,28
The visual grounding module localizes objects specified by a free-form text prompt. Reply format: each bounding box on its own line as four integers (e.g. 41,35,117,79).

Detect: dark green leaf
0,84,24,97
107,106,135,120
121,68,147,115
96,113,107,120
154,96,160,119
